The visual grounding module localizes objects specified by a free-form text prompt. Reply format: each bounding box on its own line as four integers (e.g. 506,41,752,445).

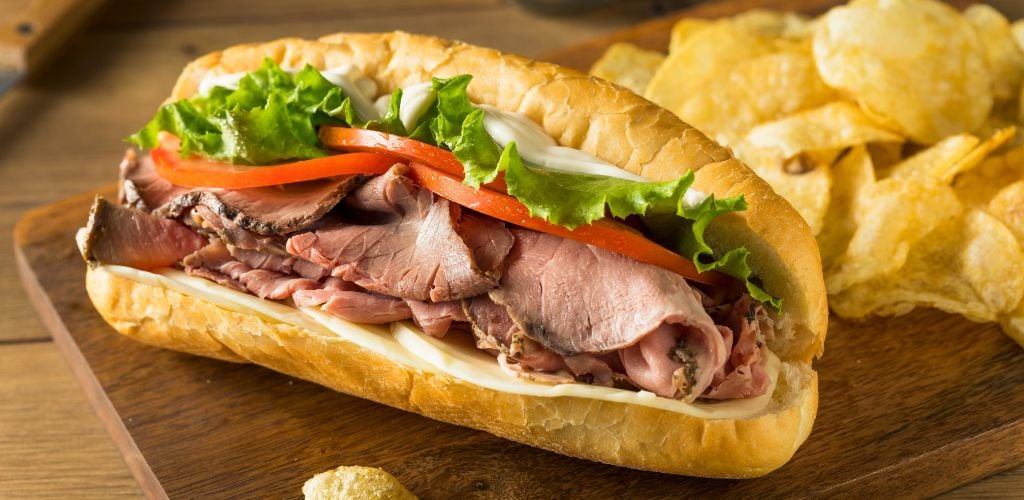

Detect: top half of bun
165,32,827,363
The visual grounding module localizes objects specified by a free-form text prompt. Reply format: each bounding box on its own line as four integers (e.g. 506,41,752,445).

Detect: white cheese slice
98,264,778,419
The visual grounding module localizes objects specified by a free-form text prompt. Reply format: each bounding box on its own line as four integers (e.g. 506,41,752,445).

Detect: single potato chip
589,42,666,95
1013,19,1024,52
888,134,979,181
949,127,1017,179
646,20,782,116
730,9,816,41
677,51,837,147
826,176,962,294
966,4,1024,101
830,210,1024,323
987,181,1024,243
669,18,712,53
303,466,416,500
744,101,903,159
954,146,1024,208
813,0,993,143
818,146,875,269
738,143,833,235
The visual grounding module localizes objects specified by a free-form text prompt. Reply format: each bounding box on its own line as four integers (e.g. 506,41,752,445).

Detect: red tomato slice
404,162,728,286
319,126,509,193
150,134,401,189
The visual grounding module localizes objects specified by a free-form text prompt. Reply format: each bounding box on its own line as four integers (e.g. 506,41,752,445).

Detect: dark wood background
4,0,1023,497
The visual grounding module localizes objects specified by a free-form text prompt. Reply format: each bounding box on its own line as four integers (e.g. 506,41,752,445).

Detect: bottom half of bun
85,266,818,478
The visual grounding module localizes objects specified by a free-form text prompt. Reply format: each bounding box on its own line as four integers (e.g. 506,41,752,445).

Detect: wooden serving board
14,1,1024,497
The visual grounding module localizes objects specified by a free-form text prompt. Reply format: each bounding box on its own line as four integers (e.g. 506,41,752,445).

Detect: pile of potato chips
590,0,1024,346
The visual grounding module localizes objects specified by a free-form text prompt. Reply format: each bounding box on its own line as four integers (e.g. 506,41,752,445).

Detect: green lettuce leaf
494,142,782,310
127,59,381,164
429,76,504,188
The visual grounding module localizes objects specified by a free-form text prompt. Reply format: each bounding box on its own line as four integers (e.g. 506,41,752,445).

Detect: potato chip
813,0,993,143
744,101,902,159
966,4,1024,101
676,51,837,147
646,20,786,116
669,18,712,53
888,126,1014,184
986,181,1024,243
888,134,979,182
830,210,1024,323
730,9,815,41
818,146,875,269
954,146,1024,211
589,43,666,95
952,127,1017,177
1013,18,1024,51
826,175,962,294
741,146,833,235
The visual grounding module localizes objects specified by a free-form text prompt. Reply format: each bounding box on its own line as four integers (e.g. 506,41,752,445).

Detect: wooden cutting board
14,1,1024,498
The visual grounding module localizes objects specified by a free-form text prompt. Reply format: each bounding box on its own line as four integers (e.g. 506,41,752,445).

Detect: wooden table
1,0,1021,497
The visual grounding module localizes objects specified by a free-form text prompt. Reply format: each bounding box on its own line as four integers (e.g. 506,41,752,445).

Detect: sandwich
78,32,828,478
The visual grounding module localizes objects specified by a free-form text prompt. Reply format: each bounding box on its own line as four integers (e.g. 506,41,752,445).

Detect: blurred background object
0,0,103,96
508,0,705,15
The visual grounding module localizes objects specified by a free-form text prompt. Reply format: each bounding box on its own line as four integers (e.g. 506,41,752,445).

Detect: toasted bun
93,33,827,477
87,266,817,478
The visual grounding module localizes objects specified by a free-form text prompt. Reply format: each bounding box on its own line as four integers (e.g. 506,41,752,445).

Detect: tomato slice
150,134,401,189
404,162,728,286
319,126,509,193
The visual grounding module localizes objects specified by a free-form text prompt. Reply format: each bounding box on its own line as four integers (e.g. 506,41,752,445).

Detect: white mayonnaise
397,81,437,132
197,64,381,121
97,264,780,419
477,104,648,182
316,64,381,121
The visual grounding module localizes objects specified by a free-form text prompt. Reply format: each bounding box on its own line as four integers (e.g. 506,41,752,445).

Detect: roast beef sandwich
78,32,828,478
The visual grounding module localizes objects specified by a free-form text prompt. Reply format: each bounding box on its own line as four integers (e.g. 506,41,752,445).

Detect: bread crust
87,266,817,478
168,32,826,361
93,33,828,477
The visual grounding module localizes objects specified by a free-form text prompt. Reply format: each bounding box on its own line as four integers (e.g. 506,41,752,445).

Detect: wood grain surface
5,0,1024,497
16,185,1024,498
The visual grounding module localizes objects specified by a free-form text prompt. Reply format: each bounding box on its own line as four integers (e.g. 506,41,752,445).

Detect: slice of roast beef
187,205,286,254
489,229,728,401
80,196,207,270
181,242,248,292
286,165,513,302
119,149,365,235
183,242,319,300
406,300,467,338
463,296,567,374
704,294,771,400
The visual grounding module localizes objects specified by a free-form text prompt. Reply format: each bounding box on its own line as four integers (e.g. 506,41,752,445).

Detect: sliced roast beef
490,229,728,401
463,296,567,374
188,205,285,254
81,196,207,269
704,295,771,400
321,292,412,323
286,165,513,302
228,246,329,280
406,300,467,338
183,242,319,300
181,242,248,291
119,149,364,235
